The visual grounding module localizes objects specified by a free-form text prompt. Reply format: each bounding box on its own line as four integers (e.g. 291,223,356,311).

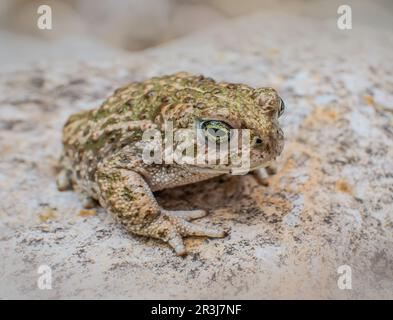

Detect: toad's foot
163,209,207,221
56,168,72,191
143,213,228,256
251,164,277,186
80,193,97,209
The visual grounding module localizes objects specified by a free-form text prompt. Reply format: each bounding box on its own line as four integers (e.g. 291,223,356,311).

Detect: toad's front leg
251,163,277,186
96,162,227,256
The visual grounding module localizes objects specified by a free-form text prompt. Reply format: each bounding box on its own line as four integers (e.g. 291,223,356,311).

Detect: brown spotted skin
57,72,284,255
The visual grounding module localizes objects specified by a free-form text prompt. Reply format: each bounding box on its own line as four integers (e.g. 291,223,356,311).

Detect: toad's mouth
191,161,272,175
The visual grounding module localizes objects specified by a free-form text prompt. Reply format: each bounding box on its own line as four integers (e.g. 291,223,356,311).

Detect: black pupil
208,128,225,137
255,138,262,144
202,121,231,141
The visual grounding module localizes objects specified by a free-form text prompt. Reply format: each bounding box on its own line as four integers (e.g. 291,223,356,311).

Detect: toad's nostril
255,137,263,145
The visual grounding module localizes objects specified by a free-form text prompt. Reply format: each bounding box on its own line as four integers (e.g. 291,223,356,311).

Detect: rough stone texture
1,9,393,299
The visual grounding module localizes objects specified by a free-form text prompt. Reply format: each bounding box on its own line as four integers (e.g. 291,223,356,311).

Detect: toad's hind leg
56,151,74,191
96,162,227,256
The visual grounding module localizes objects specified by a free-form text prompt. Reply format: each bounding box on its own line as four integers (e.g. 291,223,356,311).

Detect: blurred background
1,0,392,66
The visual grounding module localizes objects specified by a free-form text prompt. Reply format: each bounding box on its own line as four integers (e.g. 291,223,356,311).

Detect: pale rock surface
0,8,392,299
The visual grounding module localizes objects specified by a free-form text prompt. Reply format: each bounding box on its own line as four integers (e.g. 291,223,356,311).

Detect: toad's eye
278,97,285,117
199,120,232,143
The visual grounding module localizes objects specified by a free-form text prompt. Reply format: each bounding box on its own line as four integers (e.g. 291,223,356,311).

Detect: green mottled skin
57,72,284,255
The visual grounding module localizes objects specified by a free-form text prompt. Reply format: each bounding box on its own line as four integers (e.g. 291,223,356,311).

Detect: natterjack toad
57,72,285,255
